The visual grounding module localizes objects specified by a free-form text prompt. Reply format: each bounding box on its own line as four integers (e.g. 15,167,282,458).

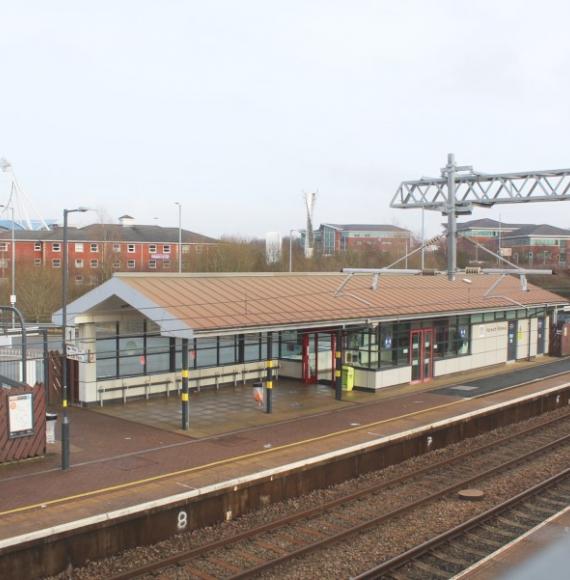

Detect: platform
1,356,570,577
460,506,570,579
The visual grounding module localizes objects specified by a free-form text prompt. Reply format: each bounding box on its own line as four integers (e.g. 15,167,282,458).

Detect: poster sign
8,393,34,438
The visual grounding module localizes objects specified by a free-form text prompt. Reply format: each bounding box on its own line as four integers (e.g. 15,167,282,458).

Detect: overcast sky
1,1,570,239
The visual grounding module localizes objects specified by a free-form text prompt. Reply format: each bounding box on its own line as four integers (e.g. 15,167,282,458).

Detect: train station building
53,272,568,407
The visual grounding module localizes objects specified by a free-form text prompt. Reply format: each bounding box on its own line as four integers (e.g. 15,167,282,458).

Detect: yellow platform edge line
0,398,463,518
2,368,568,519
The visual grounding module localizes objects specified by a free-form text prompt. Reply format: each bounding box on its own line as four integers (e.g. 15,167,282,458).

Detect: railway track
355,468,570,579
103,409,570,580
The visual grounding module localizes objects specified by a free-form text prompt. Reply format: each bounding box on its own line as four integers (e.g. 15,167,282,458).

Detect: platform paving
0,356,569,545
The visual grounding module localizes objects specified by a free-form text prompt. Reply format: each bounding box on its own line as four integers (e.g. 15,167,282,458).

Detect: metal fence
0,346,46,385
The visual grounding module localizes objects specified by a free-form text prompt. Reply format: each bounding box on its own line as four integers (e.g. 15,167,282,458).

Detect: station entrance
301,332,337,384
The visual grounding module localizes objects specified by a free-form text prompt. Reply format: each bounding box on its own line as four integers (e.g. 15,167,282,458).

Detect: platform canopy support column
181,338,190,430
335,329,342,401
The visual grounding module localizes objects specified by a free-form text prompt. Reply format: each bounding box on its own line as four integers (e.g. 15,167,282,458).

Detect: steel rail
353,467,570,580
226,432,570,579
106,411,570,580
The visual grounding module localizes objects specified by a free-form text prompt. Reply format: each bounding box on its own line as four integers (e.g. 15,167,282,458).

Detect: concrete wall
354,366,412,390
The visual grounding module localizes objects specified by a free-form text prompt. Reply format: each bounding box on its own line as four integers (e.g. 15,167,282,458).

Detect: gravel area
47,407,570,580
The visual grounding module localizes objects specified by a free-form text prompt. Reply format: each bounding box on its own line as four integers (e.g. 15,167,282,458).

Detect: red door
410,329,433,383
302,333,318,384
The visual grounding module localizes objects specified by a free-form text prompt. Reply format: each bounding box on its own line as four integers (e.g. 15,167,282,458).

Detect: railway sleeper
451,540,490,559
422,553,464,574
429,548,471,568
464,531,505,549
510,506,551,521
253,539,290,556
496,515,531,530
407,559,451,579
482,523,520,539
535,495,569,508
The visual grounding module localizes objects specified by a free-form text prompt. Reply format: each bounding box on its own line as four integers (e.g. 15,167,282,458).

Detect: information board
8,393,34,437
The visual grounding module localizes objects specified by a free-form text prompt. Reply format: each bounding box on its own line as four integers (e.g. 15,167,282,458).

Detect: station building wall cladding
73,306,552,406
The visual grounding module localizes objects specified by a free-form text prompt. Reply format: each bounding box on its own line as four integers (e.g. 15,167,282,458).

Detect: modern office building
314,224,412,255
450,219,570,267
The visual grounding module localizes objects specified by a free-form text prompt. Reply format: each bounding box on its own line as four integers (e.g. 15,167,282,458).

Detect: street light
289,229,300,272
175,202,182,273
0,204,16,326
61,206,90,471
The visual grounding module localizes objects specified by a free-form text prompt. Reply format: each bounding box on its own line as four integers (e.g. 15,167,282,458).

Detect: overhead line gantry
390,154,570,280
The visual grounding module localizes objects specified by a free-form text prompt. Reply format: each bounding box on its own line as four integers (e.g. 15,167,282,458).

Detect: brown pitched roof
115,272,566,333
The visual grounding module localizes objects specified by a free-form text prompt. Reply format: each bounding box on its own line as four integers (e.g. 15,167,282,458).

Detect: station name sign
66,343,89,363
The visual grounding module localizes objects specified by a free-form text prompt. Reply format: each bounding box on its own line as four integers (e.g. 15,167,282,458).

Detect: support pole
181,338,189,430
446,153,457,281
43,328,49,401
266,331,273,413
62,209,70,470
335,329,342,401
420,207,425,271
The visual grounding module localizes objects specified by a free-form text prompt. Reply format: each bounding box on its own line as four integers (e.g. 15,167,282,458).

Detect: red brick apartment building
0,215,217,285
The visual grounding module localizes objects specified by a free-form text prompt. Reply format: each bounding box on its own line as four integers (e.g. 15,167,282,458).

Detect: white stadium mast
0,158,50,230
304,190,317,259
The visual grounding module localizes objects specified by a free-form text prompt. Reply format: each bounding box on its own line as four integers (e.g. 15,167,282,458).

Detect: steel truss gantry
390,154,570,280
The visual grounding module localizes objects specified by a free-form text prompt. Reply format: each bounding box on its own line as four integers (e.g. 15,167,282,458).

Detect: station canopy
53,272,568,339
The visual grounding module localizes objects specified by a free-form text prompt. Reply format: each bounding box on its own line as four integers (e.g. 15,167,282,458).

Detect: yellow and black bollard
266,331,273,413
181,338,190,430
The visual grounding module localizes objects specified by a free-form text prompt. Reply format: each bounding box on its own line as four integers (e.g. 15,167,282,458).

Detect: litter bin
252,381,264,407
341,365,354,391
46,413,57,444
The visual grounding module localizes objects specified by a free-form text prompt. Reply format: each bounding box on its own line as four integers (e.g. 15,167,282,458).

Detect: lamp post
0,204,16,326
289,229,299,273
175,202,182,273
61,206,89,471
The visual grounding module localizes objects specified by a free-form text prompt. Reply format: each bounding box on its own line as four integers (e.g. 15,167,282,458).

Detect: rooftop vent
119,215,135,227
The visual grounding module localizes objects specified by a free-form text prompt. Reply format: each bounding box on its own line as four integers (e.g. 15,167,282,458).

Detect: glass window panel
380,323,395,367
434,320,447,359
457,325,469,355
146,353,170,373
219,336,237,365
119,355,145,376
244,333,261,362
281,330,302,359
195,337,218,368
96,337,116,359
146,335,170,354
395,322,411,365
318,334,332,351
119,335,144,357
96,357,117,379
